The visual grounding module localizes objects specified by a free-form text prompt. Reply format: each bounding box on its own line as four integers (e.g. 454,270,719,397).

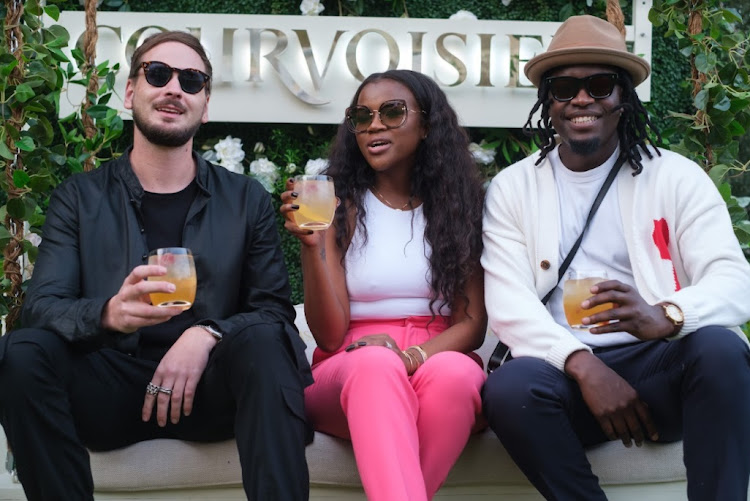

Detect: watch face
666,304,684,322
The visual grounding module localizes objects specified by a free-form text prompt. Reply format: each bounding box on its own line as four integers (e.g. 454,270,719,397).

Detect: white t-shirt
548,148,640,347
345,190,448,320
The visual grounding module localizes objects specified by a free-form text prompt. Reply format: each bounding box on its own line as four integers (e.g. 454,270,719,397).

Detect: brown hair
128,31,212,94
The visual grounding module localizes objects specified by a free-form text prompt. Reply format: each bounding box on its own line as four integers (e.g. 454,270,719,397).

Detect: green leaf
14,136,35,152
693,89,709,110
12,170,30,189
727,120,746,136
6,198,27,219
0,141,13,160
0,225,11,249
735,221,750,245
718,182,732,200
28,174,54,193
721,9,742,23
67,157,83,173
712,95,731,112
730,99,749,113
648,9,664,27
29,116,54,147
43,4,60,21
85,105,113,119
49,47,69,63
14,83,35,103
708,164,730,186
559,3,574,20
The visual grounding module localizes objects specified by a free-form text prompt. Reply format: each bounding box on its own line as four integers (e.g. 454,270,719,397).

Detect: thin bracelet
402,350,417,374
409,345,428,364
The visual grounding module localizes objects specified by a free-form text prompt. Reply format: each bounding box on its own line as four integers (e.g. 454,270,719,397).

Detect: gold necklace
371,186,412,211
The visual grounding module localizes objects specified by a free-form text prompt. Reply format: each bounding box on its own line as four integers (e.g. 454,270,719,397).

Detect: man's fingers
169,380,186,425
598,417,617,442
623,411,645,447
635,401,659,442
155,378,176,427
610,416,634,447
181,375,200,418
125,264,168,285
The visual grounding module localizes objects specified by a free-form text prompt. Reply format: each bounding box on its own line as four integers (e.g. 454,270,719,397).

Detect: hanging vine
0,0,124,331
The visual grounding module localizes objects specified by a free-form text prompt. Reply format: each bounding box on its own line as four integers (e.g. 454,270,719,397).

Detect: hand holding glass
147,248,196,310
562,270,613,329
292,175,336,230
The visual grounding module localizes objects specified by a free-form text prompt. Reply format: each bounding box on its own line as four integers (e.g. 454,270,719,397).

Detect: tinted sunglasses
545,73,619,102
140,61,210,94
345,99,425,133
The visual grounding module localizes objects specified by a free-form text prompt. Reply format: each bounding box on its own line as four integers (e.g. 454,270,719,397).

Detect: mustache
153,99,187,113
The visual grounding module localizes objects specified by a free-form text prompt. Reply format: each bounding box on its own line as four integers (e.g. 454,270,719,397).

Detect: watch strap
194,324,223,342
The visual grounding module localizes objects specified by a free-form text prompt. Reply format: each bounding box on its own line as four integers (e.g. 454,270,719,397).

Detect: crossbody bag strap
539,153,626,304
487,153,627,373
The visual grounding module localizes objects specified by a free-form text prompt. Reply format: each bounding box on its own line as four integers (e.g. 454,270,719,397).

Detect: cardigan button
142,254,148,261
540,260,551,270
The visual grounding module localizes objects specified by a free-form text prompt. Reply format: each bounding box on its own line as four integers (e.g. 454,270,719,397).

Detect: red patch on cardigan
652,218,681,291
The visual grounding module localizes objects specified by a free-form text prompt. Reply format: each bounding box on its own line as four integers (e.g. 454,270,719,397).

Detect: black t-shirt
138,179,199,360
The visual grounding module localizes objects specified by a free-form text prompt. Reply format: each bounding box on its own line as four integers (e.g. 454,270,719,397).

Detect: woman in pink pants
280,69,487,501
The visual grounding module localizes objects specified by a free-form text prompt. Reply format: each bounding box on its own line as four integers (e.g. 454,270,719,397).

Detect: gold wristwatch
659,302,684,331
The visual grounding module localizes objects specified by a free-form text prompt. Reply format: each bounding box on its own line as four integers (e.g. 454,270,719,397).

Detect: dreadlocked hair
522,68,663,175
325,70,485,317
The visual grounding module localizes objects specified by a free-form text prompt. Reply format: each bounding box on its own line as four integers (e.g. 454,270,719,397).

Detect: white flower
213,136,245,174
253,142,265,155
304,158,329,176
449,10,478,20
300,0,324,16
502,0,512,6
26,232,42,247
249,158,279,193
469,141,496,165
286,163,298,174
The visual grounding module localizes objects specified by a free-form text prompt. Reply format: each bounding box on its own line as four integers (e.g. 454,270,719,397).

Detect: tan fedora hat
524,15,650,87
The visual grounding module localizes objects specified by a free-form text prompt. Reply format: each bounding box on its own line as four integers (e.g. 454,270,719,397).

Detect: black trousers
0,323,310,501
483,326,750,501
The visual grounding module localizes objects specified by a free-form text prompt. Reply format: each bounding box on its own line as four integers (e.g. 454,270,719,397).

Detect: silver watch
195,324,223,342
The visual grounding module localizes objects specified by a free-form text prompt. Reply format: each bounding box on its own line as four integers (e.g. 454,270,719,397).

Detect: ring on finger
146,382,173,396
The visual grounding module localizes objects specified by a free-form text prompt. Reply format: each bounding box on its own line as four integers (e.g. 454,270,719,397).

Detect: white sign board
55,6,652,127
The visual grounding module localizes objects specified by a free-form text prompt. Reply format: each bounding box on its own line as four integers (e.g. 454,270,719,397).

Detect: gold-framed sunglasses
345,99,426,133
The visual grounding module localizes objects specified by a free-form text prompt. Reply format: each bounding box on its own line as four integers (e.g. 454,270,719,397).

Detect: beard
568,138,601,156
132,106,203,148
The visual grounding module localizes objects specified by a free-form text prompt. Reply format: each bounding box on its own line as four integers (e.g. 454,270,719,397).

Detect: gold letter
293,29,346,91
248,28,328,105
409,32,426,73
346,29,400,82
435,33,467,87
507,34,541,88
477,34,494,87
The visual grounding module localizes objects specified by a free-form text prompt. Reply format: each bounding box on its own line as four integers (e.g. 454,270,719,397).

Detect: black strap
487,154,626,373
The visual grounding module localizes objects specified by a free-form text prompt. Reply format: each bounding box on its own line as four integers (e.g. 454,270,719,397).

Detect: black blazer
16,147,312,386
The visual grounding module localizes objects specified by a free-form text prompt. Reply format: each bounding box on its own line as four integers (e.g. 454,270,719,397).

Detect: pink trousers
305,317,487,501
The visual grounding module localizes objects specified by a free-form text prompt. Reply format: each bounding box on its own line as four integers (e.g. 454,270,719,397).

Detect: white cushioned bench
1,305,716,500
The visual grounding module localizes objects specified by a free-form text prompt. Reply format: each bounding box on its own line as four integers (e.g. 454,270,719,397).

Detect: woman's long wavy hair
523,67,663,175
325,70,485,315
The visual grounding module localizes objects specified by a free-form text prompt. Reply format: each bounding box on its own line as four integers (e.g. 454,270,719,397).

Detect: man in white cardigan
481,15,750,501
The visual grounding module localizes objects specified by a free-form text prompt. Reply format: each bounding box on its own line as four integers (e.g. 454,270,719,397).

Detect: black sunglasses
545,73,619,102
140,61,210,94
345,99,425,134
